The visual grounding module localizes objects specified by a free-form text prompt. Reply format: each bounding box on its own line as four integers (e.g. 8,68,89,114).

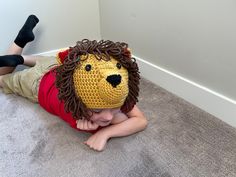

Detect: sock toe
28,14,39,24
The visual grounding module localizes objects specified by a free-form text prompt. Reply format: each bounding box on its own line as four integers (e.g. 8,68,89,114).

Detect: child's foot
14,15,39,48
0,55,24,67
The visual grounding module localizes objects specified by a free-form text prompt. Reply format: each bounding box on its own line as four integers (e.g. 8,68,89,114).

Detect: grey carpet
0,77,236,177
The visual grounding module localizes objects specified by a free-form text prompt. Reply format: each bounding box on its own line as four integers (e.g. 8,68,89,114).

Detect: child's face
90,108,120,127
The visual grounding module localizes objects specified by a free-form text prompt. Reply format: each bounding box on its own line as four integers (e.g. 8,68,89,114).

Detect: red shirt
38,69,98,133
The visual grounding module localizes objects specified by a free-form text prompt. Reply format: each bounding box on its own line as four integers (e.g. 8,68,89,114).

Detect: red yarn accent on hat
58,49,70,64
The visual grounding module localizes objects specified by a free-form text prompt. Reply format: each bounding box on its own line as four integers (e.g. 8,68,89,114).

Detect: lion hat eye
85,64,92,71
116,62,122,69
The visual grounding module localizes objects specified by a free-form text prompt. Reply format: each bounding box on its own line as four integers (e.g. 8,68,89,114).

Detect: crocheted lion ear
56,48,70,65
124,48,132,58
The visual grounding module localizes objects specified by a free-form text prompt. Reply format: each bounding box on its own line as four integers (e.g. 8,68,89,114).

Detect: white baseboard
35,49,236,128
135,55,236,128
34,48,67,56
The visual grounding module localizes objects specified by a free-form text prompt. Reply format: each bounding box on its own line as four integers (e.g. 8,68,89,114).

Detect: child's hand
84,130,109,151
76,119,99,130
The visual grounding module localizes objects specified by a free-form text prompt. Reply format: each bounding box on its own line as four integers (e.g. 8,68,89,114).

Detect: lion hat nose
106,74,121,88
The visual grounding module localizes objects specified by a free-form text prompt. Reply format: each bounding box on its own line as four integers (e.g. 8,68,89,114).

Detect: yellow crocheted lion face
73,54,129,109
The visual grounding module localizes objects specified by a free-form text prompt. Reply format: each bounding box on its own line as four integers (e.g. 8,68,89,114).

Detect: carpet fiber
0,77,236,177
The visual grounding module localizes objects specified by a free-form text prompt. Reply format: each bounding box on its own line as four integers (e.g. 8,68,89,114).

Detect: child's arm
110,111,129,124
84,105,147,151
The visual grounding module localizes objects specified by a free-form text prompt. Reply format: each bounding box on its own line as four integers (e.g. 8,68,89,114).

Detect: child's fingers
76,120,81,129
83,119,89,130
86,120,91,130
91,122,99,129
84,119,89,130
77,119,86,130
84,135,106,151
83,119,92,130
88,121,95,130
82,120,85,130
86,120,98,130
81,120,85,130
87,121,92,129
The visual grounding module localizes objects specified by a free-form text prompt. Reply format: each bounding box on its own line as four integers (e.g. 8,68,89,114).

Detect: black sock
0,55,24,67
14,15,39,48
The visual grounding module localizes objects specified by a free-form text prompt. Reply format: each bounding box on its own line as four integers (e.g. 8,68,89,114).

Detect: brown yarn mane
54,39,140,120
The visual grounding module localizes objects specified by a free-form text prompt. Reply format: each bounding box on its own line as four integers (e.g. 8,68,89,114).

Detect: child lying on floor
0,15,147,151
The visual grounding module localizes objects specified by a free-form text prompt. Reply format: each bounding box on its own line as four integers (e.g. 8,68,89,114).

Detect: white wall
99,0,236,101
0,0,101,55
99,0,236,126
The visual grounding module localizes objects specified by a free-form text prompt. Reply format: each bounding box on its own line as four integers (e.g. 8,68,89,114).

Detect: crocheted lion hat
55,39,140,119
